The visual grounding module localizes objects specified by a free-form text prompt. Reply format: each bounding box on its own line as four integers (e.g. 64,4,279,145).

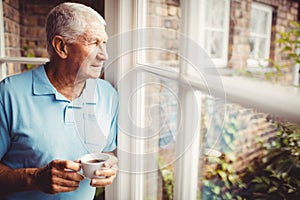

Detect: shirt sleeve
0,93,11,160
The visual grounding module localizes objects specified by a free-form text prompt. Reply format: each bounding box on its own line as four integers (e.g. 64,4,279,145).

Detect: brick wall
229,0,299,70
203,101,278,175
19,1,51,59
229,0,299,84
146,0,180,66
18,0,104,59
146,0,299,84
228,0,252,69
3,0,21,74
272,0,299,63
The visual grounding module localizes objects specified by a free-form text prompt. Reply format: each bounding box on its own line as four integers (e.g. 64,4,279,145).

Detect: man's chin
86,74,100,79
89,71,102,79
90,66,102,77
77,67,102,80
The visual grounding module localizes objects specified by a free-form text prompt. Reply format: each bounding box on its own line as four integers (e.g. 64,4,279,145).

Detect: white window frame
105,0,300,199
0,0,7,79
105,0,202,199
247,2,273,68
199,0,230,67
104,0,146,199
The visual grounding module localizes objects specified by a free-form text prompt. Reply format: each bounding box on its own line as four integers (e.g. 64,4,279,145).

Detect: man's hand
34,160,84,194
90,154,118,187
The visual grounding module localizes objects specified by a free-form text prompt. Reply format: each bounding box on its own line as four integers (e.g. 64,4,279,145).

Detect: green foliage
158,154,174,200
236,20,300,84
267,20,300,82
202,107,245,200
220,115,239,152
161,169,174,200
202,155,246,200
202,120,300,200
261,59,290,82
240,121,300,199
235,57,290,83
23,46,35,70
276,21,300,65
204,102,241,154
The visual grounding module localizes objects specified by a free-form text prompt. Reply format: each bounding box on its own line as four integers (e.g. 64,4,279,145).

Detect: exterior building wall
228,0,252,69
272,0,299,63
18,0,104,60
19,1,51,59
228,0,299,70
3,0,21,74
146,0,180,66
204,102,278,175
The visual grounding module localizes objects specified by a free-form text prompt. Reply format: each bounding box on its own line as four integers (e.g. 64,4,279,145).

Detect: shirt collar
65,80,97,107
32,64,56,96
32,64,97,105
81,79,98,104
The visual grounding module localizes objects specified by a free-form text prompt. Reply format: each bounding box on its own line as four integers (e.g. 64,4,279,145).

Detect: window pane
198,95,289,199
131,70,179,200
204,31,224,58
251,8,269,35
205,0,226,28
249,36,267,59
249,3,272,61
258,39,267,58
128,1,199,198
201,0,230,65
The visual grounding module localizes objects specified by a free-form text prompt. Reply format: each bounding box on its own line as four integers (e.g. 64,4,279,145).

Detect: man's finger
55,169,84,182
47,183,79,194
51,176,82,188
49,161,84,181
51,160,81,172
103,156,118,168
90,175,116,187
94,168,117,177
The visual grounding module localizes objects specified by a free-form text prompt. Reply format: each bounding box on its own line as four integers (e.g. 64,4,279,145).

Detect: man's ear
52,35,68,59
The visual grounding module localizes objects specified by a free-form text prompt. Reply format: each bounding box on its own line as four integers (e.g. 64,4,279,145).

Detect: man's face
67,23,108,80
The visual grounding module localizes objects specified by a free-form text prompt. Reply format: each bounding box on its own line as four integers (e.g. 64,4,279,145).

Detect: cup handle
64,167,86,178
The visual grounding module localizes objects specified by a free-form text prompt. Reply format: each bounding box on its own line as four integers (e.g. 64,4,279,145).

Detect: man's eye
91,41,99,45
93,40,104,45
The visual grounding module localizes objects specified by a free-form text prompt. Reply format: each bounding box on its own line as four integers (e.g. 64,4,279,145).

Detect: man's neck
45,62,85,101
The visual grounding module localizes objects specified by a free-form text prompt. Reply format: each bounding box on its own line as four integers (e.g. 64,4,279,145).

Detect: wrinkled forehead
85,23,108,40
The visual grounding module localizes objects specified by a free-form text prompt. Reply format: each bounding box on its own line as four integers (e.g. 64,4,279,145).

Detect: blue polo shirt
0,65,118,199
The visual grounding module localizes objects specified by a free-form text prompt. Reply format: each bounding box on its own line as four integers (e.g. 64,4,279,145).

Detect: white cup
81,152,110,179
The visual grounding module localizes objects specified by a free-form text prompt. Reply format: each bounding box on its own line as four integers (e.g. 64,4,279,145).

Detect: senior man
0,2,118,199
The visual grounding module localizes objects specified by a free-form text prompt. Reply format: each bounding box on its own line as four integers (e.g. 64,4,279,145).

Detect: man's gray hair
46,2,106,57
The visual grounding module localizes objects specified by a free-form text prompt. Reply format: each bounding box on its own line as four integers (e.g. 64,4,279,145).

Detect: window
105,0,223,199
248,2,272,67
0,0,6,79
200,0,230,67
104,0,199,199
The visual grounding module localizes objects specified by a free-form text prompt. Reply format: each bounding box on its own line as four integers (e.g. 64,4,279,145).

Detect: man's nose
96,45,108,61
